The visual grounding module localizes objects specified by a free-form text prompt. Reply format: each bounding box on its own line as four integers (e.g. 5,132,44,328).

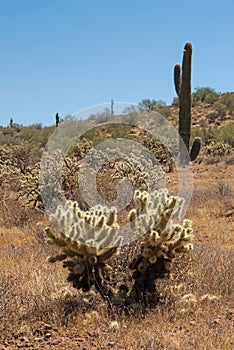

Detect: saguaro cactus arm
174,64,181,96
190,137,202,161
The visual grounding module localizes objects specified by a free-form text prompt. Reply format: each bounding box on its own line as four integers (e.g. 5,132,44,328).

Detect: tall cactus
174,42,201,164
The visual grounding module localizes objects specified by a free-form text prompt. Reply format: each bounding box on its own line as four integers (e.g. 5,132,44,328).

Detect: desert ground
0,157,233,350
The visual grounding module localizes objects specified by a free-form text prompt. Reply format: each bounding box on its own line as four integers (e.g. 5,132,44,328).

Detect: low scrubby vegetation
0,94,233,349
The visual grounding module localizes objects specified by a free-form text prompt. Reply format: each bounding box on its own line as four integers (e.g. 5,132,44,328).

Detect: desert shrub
0,128,19,146
215,122,234,147
192,87,219,103
207,112,218,124
18,125,54,149
171,97,179,107
156,105,171,118
0,192,39,226
88,109,112,124
0,125,54,160
203,140,233,157
138,99,166,112
205,92,219,104
213,101,227,120
219,92,234,116
191,124,217,145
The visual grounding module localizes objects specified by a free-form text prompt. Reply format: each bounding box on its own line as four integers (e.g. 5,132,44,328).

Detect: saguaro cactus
55,113,60,127
111,99,114,115
174,42,201,164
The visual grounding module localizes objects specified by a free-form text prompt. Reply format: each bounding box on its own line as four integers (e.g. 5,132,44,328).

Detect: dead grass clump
0,243,106,334
183,244,233,299
0,191,41,228
0,234,233,349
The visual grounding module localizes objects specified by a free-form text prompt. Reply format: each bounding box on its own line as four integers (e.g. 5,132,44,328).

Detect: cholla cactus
128,189,193,302
0,161,16,185
19,151,81,208
68,137,93,159
203,141,232,157
142,136,171,164
111,156,166,191
45,200,122,297
46,188,193,307
0,159,22,188
0,144,31,173
19,164,42,207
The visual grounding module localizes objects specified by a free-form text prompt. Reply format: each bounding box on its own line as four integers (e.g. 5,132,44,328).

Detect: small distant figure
55,113,60,127
9,118,13,128
111,99,114,115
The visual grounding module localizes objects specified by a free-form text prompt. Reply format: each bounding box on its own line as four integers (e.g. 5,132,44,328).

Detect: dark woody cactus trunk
174,42,201,164
179,43,192,162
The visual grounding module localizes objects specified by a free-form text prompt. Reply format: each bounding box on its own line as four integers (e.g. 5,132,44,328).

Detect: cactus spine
174,42,201,164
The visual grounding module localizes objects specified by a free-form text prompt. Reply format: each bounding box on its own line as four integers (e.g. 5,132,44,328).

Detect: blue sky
0,0,234,126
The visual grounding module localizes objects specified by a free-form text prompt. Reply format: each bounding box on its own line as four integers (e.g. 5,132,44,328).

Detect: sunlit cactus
45,200,122,297
128,189,193,303
111,155,167,191
19,151,81,209
46,187,193,307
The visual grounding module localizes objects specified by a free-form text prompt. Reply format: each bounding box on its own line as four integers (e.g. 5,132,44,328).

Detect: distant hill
0,90,233,157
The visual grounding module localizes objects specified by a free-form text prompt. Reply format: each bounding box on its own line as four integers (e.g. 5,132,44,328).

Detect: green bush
213,102,227,120
138,99,166,112
216,122,234,147
192,87,219,103
207,112,218,124
172,97,179,107
205,93,219,104
219,93,234,116
157,105,171,118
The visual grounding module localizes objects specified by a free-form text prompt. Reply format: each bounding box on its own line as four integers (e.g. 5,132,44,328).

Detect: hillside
0,93,233,349
1,89,234,151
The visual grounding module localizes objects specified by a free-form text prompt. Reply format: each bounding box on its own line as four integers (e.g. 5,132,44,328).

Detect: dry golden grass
0,162,233,349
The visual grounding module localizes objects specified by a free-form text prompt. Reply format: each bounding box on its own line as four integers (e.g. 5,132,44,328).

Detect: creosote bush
45,188,194,308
